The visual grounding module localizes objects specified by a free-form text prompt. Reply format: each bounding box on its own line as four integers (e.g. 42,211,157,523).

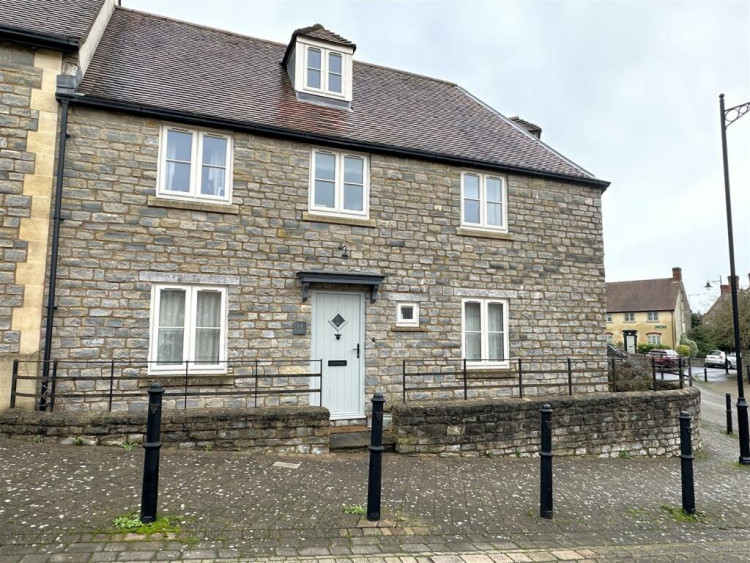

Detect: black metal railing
10,359,322,412
401,357,609,403
608,355,696,392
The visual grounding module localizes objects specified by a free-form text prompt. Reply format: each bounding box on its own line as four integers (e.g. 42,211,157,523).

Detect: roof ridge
606,277,676,284
355,60,457,86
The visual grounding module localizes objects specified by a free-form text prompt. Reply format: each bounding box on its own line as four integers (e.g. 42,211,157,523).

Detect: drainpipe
40,97,70,411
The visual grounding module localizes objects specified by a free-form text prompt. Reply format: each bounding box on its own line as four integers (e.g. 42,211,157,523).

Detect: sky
125,0,750,313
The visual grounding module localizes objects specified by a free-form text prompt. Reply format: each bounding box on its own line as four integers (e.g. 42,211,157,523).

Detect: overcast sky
125,0,750,313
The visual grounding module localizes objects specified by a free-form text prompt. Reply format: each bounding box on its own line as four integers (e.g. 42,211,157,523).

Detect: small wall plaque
293,321,307,335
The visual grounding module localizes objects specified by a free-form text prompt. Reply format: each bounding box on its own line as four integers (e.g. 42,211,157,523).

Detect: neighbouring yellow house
606,267,691,353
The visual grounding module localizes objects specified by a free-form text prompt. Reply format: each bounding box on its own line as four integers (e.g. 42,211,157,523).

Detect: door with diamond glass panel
311,291,364,419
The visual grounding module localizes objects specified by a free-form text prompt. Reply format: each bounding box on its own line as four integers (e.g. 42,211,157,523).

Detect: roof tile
0,0,104,44
606,278,681,313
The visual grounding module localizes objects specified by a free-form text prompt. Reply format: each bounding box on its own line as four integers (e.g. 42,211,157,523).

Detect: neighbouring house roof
606,278,682,313
74,8,608,188
510,116,542,138
0,0,104,47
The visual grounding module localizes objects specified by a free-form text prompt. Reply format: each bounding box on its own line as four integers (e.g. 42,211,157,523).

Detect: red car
646,349,680,368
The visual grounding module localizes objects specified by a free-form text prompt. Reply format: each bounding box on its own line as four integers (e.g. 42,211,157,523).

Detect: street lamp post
719,93,750,465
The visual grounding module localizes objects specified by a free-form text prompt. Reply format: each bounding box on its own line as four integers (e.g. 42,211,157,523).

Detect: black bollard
726,393,733,435
704,367,707,383
140,383,164,523
540,404,553,519
679,411,696,515
367,392,385,521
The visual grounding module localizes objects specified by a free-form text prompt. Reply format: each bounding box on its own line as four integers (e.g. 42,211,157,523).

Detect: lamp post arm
724,100,750,128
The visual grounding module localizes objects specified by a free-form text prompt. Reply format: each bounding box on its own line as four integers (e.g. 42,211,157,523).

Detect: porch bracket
296,270,386,303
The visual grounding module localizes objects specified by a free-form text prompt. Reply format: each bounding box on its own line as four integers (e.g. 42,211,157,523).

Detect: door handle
353,343,360,359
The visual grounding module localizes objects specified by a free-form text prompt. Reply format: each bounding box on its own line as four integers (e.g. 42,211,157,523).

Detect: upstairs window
647,311,659,322
305,46,345,96
606,313,613,322
461,172,507,232
624,312,635,322
462,298,509,367
310,149,369,218
158,126,232,204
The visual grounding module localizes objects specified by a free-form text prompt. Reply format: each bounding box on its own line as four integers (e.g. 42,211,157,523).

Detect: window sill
391,326,427,332
138,374,234,387
457,227,513,241
147,196,240,215
464,362,511,371
302,212,376,228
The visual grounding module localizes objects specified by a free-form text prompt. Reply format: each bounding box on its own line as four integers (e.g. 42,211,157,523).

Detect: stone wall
28,104,607,412
0,405,330,454
392,388,701,457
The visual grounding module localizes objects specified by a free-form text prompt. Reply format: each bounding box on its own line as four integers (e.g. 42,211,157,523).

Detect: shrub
637,343,669,355
676,344,691,357
680,335,699,358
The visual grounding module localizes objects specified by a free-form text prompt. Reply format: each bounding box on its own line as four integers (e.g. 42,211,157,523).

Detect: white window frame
396,303,420,328
606,313,612,323
156,125,233,204
647,333,662,345
460,172,508,233
148,284,228,375
309,149,370,218
647,311,659,322
303,44,346,98
624,312,635,322
461,298,509,368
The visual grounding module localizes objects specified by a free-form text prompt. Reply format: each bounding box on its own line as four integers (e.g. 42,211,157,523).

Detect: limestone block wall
392,388,701,457
0,43,62,408
37,105,608,411
0,405,330,454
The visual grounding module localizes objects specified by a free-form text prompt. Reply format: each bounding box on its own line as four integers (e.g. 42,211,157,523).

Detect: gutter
40,98,70,410
57,92,611,190
0,25,80,52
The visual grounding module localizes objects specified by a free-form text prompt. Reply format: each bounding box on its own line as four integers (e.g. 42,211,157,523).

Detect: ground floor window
462,298,509,367
148,284,227,372
647,333,661,345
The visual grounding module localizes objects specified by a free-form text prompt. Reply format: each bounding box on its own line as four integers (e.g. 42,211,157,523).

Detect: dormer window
283,24,355,107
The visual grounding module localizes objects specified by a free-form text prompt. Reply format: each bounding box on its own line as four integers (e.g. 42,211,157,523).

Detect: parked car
727,353,740,369
705,350,727,368
646,349,680,368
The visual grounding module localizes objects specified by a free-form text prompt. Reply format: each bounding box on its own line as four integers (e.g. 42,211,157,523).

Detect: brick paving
2,383,750,561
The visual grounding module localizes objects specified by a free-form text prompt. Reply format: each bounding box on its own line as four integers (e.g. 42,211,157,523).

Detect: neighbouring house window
606,313,612,322
647,311,659,322
310,150,369,217
305,45,345,96
396,303,419,327
461,172,507,232
149,285,227,372
158,126,232,203
624,312,635,322
462,299,509,367
647,333,662,345
606,333,614,344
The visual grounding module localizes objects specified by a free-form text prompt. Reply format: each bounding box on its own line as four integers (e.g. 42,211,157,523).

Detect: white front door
312,291,365,419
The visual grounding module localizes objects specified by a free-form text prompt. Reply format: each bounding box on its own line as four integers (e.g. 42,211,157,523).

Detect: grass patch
618,450,633,460
625,507,648,516
113,511,184,535
342,504,366,515
730,461,750,469
661,505,704,523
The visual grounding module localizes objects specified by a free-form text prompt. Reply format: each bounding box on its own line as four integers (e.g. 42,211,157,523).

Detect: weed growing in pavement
204,444,212,451
618,450,633,459
121,439,138,451
33,435,44,443
661,505,705,523
514,449,521,458
113,511,184,535
730,461,750,469
73,437,84,446
342,504,366,515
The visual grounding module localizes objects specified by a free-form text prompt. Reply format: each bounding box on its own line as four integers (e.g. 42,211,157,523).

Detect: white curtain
157,289,185,364
165,130,192,193
194,291,221,364
201,136,227,197
465,302,482,360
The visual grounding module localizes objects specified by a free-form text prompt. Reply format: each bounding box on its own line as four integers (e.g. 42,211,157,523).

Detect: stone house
1,1,610,420
605,267,691,353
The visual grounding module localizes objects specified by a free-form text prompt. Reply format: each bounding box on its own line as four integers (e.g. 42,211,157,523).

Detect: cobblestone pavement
2,387,750,562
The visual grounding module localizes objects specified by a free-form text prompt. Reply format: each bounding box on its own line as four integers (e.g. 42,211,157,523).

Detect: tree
704,291,750,352
688,312,715,357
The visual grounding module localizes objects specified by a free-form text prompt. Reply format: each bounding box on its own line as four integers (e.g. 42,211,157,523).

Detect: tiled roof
0,0,104,44
78,8,606,186
510,117,542,138
606,278,681,313
295,24,355,49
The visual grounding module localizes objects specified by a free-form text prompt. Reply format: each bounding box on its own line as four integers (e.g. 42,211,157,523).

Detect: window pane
307,69,321,89
344,183,363,211
464,199,480,224
165,161,191,193
488,303,503,332
463,174,480,199
466,333,481,361
329,73,342,93
344,156,363,184
201,166,226,197
166,130,192,162
195,329,220,363
465,302,481,331
486,177,502,202
315,152,335,181
159,289,185,327
488,332,504,361
202,136,227,167
401,306,414,320
314,180,335,208
487,202,502,226
308,48,321,70
329,52,342,73
157,329,184,364
196,291,221,328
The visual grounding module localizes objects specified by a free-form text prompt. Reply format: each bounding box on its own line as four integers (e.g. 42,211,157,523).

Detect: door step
329,425,395,451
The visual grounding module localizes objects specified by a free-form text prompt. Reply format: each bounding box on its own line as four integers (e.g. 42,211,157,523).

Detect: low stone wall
392,388,700,457
0,406,330,454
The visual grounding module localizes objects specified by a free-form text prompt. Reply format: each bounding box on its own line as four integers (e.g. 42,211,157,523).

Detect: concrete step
329,426,395,451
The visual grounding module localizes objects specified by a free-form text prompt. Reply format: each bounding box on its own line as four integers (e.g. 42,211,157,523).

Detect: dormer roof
282,24,355,66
